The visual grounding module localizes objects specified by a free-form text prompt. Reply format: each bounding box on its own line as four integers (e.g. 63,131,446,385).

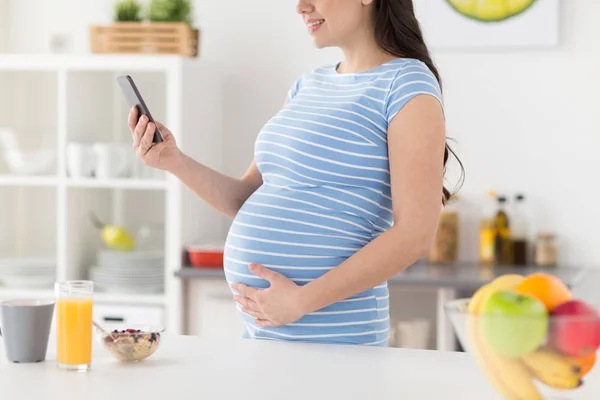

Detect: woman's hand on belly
232,263,308,327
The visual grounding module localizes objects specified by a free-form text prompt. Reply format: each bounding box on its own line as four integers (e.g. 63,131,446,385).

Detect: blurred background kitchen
0,0,598,351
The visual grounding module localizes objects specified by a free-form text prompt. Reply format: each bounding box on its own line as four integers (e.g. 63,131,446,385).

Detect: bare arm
299,95,446,313
166,99,290,218
169,154,262,219
129,106,263,219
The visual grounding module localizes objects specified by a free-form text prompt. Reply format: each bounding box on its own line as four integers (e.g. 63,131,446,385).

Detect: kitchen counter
175,262,587,289
176,263,591,352
5,335,597,399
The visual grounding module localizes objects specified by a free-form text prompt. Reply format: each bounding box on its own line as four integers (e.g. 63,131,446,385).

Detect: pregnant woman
129,0,463,346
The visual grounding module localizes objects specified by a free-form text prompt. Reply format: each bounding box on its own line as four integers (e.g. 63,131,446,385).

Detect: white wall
4,0,600,267
432,1,600,267
0,1,6,52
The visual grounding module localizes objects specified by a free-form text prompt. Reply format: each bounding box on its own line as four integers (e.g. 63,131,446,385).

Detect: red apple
549,299,600,357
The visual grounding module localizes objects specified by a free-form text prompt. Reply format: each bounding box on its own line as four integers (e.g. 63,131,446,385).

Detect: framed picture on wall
415,0,560,49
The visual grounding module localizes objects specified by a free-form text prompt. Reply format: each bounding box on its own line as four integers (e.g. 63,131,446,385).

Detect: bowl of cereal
96,324,164,363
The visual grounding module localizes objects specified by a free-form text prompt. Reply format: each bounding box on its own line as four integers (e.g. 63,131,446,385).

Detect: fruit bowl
96,325,164,363
445,273,600,400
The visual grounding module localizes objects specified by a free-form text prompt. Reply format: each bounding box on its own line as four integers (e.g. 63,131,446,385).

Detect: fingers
255,319,278,327
234,295,260,312
242,307,265,320
128,106,138,133
133,115,149,150
249,263,282,283
231,283,258,299
154,121,172,141
138,121,156,156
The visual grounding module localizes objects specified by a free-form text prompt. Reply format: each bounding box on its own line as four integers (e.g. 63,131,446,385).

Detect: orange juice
56,297,93,367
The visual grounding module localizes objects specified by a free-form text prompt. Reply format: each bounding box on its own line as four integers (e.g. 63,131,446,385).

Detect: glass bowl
445,298,599,400
96,324,164,363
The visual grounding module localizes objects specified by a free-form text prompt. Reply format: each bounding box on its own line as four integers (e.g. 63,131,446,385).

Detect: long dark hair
373,0,465,205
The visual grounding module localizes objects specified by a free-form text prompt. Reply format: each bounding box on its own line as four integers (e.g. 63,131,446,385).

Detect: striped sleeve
385,61,443,125
286,74,304,102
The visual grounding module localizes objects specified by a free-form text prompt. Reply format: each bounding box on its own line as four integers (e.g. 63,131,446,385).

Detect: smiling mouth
307,20,325,28
307,19,325,35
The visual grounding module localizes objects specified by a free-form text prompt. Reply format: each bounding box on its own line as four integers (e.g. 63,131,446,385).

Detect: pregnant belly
222,186,390,346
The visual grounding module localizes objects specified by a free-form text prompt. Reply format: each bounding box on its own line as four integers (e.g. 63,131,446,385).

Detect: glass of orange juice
55,280,93,371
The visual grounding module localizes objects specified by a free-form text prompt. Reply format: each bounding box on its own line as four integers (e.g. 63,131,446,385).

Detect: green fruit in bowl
480,290,549,357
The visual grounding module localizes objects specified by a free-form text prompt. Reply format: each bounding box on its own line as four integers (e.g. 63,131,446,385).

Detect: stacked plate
0,258,56,289
89,250,164,294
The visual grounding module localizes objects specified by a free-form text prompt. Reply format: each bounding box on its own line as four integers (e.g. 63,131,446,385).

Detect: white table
0,335,598,399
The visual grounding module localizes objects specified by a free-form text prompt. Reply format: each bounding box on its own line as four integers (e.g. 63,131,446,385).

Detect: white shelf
0,288,55,301
0,54,188,72
66,177,167,190
93,292,165,306
0,288,165,307
0,175,167,190
0,175,58,187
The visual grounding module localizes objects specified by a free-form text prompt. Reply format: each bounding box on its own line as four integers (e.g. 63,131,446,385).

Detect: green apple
480,290,548,357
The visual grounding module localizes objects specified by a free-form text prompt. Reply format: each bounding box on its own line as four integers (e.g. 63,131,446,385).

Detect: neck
336,26,396,74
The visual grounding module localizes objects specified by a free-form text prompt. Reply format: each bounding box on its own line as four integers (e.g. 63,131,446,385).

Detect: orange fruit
576,352,597,377
515,273,572,311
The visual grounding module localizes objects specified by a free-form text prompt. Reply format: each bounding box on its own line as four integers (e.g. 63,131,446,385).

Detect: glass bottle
429,196,459,264
479,219,495,265
511,194,529,266
493,196,512,265
479,190,497,265
535,233,558,267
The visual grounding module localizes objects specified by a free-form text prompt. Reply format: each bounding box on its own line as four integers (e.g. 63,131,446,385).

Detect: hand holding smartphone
117,75,164,143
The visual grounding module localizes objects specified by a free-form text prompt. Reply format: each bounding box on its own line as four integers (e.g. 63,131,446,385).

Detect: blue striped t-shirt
224,58,443,346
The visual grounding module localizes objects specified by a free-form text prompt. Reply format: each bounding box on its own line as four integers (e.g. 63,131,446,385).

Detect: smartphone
117,75,163,143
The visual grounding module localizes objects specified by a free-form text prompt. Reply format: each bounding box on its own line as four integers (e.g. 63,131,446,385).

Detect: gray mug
0,299,55,363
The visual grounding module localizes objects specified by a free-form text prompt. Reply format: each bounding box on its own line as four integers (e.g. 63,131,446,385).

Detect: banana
468,275,525,313
522,349,583,390
491,274,526,290
467,315,542,400
467,276,542,400
467,279,541,400
468,284,496,313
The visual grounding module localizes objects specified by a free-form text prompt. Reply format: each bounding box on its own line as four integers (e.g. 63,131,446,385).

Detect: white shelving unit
0,54,225,334
65,177,168,190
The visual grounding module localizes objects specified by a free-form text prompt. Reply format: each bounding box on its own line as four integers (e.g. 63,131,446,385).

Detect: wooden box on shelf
90,22,199,57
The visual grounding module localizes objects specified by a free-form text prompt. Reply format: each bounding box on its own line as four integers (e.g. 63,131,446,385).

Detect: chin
311,37,334,49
